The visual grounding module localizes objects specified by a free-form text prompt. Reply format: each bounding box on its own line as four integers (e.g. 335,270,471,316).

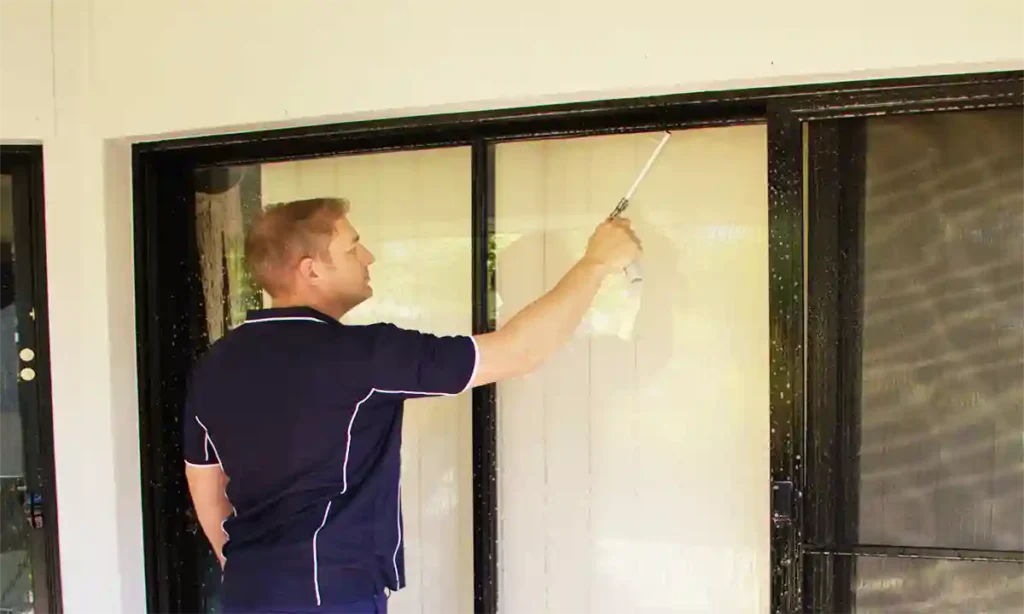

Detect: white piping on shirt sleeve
193,416,223,466
460,335,480,394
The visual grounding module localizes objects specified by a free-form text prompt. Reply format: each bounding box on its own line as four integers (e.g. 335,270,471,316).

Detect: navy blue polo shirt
183,306,478,610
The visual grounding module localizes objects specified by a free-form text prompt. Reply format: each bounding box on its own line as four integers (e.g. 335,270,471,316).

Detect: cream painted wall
0,0,1021,611
0,0,53,141
81,0,1024,139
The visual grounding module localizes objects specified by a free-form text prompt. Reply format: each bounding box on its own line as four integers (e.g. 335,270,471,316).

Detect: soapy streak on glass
494,126,770,613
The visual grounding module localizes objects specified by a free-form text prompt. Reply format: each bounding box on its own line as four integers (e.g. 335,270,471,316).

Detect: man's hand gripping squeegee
607,130,672,284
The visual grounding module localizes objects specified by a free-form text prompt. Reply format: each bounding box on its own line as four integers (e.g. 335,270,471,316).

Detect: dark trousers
223,592,387,614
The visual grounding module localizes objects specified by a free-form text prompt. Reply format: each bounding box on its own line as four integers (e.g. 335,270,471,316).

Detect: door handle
771,480,795,524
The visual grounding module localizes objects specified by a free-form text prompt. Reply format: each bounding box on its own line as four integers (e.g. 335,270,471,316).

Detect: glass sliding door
0,147,61,613
493,126,770,613
130,70,1022,614
188,147,474,613
0,172,29,613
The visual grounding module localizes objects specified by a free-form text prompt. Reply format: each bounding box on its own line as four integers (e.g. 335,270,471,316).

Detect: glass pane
853,556,1024,613
192,148,473,613
0,173,33,612
494,126,770,612
857,110,1024,552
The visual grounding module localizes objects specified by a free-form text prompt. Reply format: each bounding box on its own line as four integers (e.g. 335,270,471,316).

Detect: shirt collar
243,306,339,325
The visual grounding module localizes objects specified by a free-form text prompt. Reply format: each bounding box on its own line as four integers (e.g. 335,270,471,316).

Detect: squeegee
607,131,672,284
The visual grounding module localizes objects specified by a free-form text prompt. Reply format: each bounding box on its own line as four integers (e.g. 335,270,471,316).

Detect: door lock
772,480,795,523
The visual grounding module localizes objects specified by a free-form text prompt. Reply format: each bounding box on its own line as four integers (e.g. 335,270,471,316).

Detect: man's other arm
185,464,232,569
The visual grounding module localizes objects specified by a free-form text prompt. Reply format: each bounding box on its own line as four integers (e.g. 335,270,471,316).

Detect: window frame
132,70,1023,613
0,145,63,613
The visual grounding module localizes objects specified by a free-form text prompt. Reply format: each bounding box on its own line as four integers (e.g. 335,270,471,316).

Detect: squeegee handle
606,131,671,285
607,198,643,284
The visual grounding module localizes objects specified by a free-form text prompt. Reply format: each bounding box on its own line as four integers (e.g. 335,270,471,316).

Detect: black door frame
131,70,1023,614
0,145,63,613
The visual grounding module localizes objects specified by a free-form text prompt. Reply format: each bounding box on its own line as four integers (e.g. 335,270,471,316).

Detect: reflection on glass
494,127,770,613
191,165,264,613
1,173,34,613
857,110,1024,552
192,148,473,613
853,556,1024,613
195,166,265,341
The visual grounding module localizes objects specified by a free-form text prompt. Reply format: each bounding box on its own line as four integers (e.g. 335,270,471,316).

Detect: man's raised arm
469,217,641,387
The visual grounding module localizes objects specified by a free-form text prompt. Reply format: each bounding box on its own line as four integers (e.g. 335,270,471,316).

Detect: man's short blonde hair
244,197,350,296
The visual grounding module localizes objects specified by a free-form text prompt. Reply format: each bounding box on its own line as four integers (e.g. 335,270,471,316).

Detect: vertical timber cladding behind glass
260,147,475,614
192,165,266,611
494,125,770,613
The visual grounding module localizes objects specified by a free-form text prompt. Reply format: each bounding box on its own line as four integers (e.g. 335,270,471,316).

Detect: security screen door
799,107,1024,613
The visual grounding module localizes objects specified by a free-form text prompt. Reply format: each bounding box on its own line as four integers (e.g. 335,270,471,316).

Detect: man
184,197,641,613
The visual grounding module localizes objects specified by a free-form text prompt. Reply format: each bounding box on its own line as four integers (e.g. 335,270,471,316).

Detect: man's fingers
624,227,641,246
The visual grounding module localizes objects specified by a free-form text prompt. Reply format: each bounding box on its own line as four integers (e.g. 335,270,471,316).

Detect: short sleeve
370,324,478,396
183,379,221,467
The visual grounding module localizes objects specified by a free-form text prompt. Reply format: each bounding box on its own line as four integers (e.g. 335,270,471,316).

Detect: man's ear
297,256,317,281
